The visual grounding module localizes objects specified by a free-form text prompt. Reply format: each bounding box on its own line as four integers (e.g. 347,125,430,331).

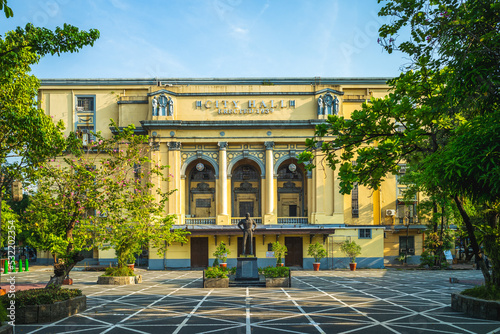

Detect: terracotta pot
219,263,227,269
349,263,357,271
63,278,73,285
0,288,6,296
277,263,284,267
127,264,134,270
313,263,320,271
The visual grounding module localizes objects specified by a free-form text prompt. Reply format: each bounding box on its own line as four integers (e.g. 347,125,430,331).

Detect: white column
218,142,228,215
265,141,274,215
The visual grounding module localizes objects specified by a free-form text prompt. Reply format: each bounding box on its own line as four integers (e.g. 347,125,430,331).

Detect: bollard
18,260,23,272
3,260,7,274
25,259,29,272
11,262,15,273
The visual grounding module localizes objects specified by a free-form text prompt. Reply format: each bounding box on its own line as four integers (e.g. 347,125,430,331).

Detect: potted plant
213,241,230,268
271,241,287,267
307,242,327,271
340,240,362,271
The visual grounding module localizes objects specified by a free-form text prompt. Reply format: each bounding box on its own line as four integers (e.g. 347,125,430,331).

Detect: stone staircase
229,279,266,287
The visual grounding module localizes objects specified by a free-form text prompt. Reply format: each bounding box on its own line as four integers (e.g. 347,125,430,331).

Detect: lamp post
405,211,410,264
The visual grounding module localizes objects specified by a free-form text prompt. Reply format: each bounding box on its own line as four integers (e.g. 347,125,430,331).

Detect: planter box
97,275,141,285
16,295,86,324
451,292,500,320
204,277,229,288
266,277,290,288
0,324,13,334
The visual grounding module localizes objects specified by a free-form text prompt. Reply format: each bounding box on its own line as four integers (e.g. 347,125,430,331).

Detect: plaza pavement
6,267,500,334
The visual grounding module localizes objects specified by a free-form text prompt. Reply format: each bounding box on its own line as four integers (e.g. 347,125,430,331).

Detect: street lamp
405,211,411,264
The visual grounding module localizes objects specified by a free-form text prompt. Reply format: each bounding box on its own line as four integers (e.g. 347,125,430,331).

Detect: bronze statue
237,213,257,255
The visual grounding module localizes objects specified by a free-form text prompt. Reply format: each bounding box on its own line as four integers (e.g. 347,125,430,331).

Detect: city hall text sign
195,100,296,115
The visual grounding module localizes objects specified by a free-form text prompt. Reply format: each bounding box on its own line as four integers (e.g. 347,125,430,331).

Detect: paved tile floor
7,268,500,334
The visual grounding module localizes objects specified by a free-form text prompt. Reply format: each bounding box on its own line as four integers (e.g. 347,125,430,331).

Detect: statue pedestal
236,257,259,281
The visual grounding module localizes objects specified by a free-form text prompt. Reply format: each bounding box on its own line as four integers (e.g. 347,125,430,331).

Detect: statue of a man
168,98,174,116
237,212,257,255
152,96,158,116
317,95,324,115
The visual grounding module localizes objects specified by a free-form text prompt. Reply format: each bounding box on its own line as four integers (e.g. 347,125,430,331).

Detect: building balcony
185,218,216,225
231,217,262,225
277,217,309,225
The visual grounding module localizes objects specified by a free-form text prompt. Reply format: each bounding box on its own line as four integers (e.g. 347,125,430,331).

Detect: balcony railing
277,217,309,224
185,218,216,225
231,217,262,225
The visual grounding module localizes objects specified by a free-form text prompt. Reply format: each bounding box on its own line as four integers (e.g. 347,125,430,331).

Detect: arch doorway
277,159,306,218
231,162,262,218
186,160,216,218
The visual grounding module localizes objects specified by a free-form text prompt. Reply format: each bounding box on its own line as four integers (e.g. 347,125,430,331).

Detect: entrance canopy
172,224,338,236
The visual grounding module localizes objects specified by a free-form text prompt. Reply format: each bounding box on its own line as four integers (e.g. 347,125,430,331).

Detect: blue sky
0,0,408,79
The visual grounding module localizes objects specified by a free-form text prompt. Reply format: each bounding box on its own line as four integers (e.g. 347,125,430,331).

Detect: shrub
228,266,236,275
205,266,228,279
340,240,362,263
103,266,135,277
0,301,6,322
0,288,82,308
262,266,289,278
419,250,448,268
271,241,287,266
461,285,500,301
307,242,327,262
213,242,230,263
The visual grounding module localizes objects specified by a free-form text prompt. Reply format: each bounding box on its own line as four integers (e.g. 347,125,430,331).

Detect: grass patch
0,288,82,308
102,266,135,277
461,285,500,301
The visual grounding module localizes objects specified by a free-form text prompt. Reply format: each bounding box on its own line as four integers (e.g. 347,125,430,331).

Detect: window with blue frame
359,228,371,239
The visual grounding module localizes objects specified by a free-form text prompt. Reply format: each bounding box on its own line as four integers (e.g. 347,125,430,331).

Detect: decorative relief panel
226,149,265,169
181,150,219,165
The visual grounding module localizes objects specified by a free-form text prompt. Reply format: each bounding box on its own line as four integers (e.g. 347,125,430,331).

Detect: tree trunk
45,252,83,288
453,196,491,285
484,210,499,289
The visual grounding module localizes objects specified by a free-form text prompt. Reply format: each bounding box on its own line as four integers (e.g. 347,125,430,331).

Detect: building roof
39,77,392,86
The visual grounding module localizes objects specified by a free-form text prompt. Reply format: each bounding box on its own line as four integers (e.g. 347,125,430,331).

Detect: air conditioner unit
386,209,396,216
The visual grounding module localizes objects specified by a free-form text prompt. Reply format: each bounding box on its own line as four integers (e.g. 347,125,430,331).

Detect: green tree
299,0,500,288
24,123,188,287
0,20,99,253
0,0,13,18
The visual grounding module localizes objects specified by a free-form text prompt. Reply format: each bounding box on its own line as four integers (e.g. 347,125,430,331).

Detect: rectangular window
359,229,371,239
399,236,415,255
75,95,96,145
352,182,359,218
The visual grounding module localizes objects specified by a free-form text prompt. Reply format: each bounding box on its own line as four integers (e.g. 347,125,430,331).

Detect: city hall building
37,78,426,269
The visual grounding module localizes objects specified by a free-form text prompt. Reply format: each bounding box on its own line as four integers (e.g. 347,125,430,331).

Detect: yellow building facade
38,78,426,269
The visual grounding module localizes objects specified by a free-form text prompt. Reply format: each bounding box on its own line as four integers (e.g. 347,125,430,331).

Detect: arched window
277,161,306,217
187,161,215,217
231,164,261,218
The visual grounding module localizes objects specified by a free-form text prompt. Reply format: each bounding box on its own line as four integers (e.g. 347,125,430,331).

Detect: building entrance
285,237,303,267
190,237,208,268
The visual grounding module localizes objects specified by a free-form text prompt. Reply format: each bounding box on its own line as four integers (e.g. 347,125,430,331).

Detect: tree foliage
299,0,500,288
0,18,99,249
24,123,188,287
